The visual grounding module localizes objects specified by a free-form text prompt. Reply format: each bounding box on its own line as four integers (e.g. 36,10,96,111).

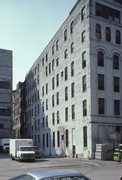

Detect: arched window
97,51,104,66
96,24,101,39
115,30,121,44
113,54,119,69
106,27,111,42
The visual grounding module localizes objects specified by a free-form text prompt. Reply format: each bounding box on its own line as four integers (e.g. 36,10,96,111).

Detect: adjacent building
24,0,122,158
12,82,26,138
0,49,13,138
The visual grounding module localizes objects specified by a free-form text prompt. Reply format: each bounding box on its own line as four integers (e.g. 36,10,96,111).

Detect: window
42,86,44,97
81,30,86,42
52,77,55,90
70,21,74,34
56,40,59,50
83,100,87,116
57,111,60,124
46,66,48,76
52,59,55,71
65,67,68,81
49,63,51,74
43,133,45,148
115,30,121,44
98,74,104,90
56,92,59,105
57,131,60,147
53,132,55,147
113,77,120,92
81,6,85,21
71,42,74,53
96,2,120,23
65,107,68,121
71,82,75,98
113,55,119,69
106,27,111,42
56,58,59,66
46,53,48,62
66,129,69,147
52,95,55,107
46,116,48,127
96,24,101,39
83,126,87,147
52,45,54,55
82,51,86,68
71,61,74,76
64,49,68,59
42,58,44,66
64,29,67,41
0,108,11,116
114,100,120,115
42,101,44,112
46,133,48,147
56,74,59,87
52,113,55,125
97,51,104,66
65,87,68,101
72,104,75,120
82,75,86,92
0,124,4,129
98,98,105,114
46,83,48,95
46,99,48,110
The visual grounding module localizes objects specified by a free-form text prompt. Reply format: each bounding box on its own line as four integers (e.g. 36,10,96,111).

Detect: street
0,153,122,180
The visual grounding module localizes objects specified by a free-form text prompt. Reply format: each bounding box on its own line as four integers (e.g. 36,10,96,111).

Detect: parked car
33,146,41,158
9,169,91,180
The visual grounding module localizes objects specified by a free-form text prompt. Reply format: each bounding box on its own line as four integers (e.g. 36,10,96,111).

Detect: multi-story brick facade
25,0,122,158
0,49,13,138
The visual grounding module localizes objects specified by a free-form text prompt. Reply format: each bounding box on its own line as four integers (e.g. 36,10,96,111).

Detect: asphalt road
0,153,122,180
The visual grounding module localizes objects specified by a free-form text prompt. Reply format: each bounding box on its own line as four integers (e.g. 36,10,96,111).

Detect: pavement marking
83,161,101,167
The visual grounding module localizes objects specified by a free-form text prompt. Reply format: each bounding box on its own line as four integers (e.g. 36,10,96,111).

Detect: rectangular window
0,81,10,89
98,74,104,90
49,63,51,74
72,104,75,120
52,77,55,90
65,67,68,81
65,87,68,101
46,99,48,110
113,77,120,92
57,131,60,147
45,66,48,76
98,98,105,114
71,61,74,76
56,58,59,66
42,58,44,66
42,86,44,97
70,21,74,34
64,49,68,59
83,100,87,116
82,75,86,92
56,40,59,51
71,42,74,53
56,92,59,105
46,53,48,62
56,74,59,87
0,108,11,116
81,6,85,21
65,107,68,121
81,30,86,43
43,133,45,148
82,51,86,68
46,133,48,147
57,111,60,124
66,129,69,147
114,100,120,115
71,82,75,98
83,126,87,147
0,124,4,129
64,29,67,41
52,95,55,107
53,132,55,147
52,113,55,125
46,83,48,94
52,45,54,55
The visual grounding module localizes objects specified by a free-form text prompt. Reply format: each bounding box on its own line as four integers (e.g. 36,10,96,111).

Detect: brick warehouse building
24,0,122,158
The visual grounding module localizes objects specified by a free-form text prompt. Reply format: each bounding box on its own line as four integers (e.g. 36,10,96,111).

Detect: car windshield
19,147,33,151
54,176,88,180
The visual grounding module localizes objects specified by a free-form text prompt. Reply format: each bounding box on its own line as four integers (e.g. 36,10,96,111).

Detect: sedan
9,169,91,180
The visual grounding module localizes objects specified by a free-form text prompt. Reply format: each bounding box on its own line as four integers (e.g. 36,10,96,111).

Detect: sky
0,0,77,89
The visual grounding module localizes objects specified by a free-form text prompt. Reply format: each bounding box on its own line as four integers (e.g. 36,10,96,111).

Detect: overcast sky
0,0,76,89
